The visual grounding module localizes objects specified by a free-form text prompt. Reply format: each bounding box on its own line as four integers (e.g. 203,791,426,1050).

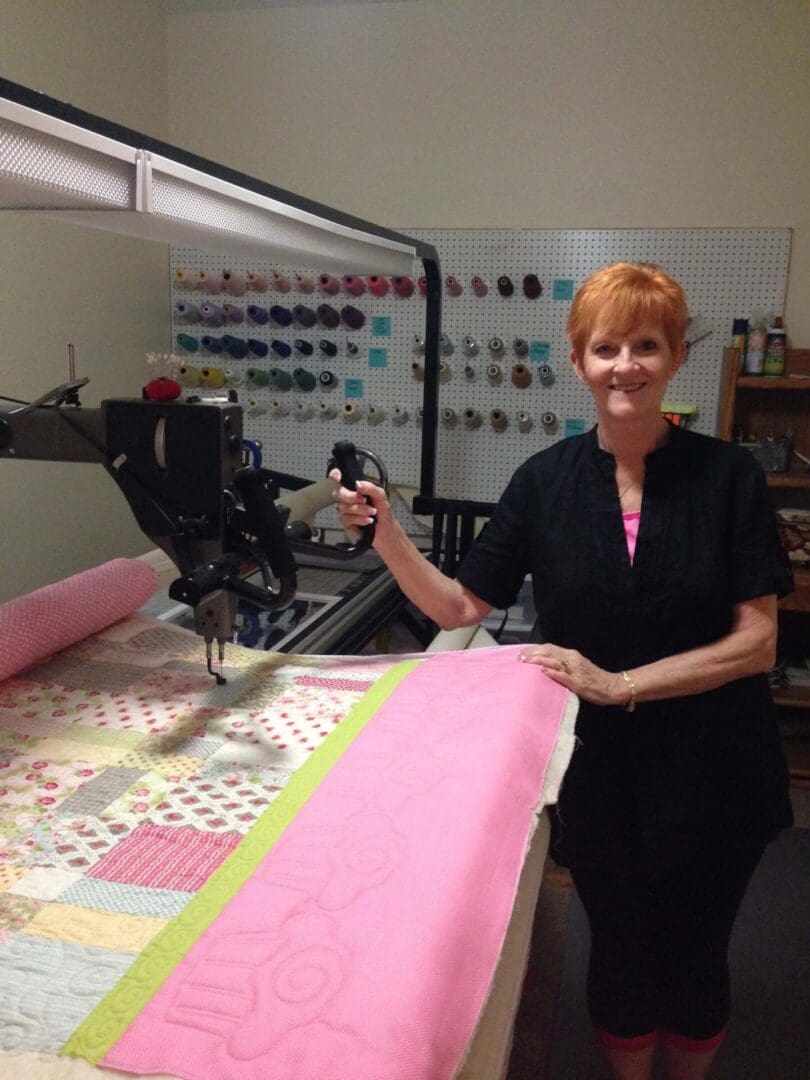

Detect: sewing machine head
1,387,378,683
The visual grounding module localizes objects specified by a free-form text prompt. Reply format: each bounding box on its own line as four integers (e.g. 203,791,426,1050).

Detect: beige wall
166,0,810,343
1,0,807,601
0,1,170,601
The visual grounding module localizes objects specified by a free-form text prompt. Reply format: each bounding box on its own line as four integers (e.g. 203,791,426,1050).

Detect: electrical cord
492,608,510,642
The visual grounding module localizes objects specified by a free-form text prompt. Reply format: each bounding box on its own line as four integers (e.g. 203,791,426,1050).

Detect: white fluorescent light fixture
0,79,420,276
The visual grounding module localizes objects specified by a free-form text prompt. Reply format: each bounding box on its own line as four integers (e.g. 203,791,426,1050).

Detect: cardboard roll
247,338,268,358
174,268,199,290
247,272,268,292
341,305,366,331
273,369,295,390
197,270,223,294
247,304,269,325
342,275,366,296
292,304,317,328
293,368,316,392
317,304,341,329
176,333,199,352
199,302,225,327
319,273,340,295
222,270,246,296
511,363,532,388
199,366,225,389
221,335,248,359
269,368,293,391
269,305,293,327
246,368,269,387
174,300,199,323
366,275,389,296
392,276,414,297
201,335,223,353
523,273,542,298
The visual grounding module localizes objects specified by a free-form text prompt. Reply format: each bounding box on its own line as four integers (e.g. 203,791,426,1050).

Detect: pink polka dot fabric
0,558,157,682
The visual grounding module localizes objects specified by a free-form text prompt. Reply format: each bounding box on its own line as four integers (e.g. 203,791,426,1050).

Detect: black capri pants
570,836,768,1041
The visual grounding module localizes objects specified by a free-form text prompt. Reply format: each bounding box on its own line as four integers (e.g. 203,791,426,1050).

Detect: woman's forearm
628,596,777,705
374,522,491,630
521,596,778,708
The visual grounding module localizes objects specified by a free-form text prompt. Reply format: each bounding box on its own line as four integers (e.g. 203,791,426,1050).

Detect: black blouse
457,424,794,870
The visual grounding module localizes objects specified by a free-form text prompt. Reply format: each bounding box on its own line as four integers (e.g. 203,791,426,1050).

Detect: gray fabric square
56,766,146,816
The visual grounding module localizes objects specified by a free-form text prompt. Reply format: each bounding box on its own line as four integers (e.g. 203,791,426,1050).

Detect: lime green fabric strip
62,659,419,1063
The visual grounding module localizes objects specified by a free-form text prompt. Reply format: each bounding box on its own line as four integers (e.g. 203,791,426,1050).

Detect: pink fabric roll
0,559,157,682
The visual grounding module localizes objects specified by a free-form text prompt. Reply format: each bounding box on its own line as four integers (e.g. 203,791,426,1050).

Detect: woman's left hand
519,644,625,707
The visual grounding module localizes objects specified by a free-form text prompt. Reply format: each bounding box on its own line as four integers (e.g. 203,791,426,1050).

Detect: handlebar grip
331,440,365,491
331,440,375,551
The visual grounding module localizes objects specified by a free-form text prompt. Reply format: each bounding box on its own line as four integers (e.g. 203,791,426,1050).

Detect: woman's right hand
328,468,394,544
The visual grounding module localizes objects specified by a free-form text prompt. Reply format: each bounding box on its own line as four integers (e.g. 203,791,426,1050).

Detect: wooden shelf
767,472,810,489
737,376,810,390
780,569,810,612
773,684,810,710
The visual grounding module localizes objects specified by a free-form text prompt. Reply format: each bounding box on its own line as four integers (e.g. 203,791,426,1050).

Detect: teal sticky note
371,316,391,337
368,348,388,368
530,341,551,363
345,379,364,399
553,279,575,301
564,418,586,437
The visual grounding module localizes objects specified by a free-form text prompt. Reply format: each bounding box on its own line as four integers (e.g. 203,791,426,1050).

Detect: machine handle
330,440,375,552
231,466,298,584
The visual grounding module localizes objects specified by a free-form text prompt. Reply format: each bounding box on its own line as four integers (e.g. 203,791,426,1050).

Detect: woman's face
570,319,685,424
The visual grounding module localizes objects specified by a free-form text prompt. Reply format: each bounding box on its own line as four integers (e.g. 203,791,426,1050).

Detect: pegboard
169,228,790,506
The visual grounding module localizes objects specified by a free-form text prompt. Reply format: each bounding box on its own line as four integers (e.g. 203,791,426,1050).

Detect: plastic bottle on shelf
744,322,767,375
730,318,748,370
763,316,787,377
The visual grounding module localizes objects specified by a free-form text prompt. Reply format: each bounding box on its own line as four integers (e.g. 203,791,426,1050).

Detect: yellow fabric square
23,904,166,952
0,864,26,890
34,738,128,767
118,750,201,778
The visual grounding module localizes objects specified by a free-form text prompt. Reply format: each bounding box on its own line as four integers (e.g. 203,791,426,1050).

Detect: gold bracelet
620,670,637,713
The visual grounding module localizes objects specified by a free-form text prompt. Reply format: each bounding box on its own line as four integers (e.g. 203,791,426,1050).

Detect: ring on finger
560,659,570,674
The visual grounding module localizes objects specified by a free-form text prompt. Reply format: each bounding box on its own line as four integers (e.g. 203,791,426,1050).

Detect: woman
331,262,793,1080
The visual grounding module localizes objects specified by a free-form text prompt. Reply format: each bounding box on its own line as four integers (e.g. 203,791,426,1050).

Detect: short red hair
567,263,689,358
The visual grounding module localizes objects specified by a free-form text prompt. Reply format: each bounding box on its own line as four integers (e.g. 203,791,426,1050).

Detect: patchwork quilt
0,612,576,1080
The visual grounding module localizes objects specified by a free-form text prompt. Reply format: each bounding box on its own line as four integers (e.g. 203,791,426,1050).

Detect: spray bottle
764,316,787,377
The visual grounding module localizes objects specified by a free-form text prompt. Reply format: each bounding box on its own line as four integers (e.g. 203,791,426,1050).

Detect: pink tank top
623,511,641,564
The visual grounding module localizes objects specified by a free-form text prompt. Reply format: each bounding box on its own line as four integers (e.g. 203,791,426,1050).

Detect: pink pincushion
0,558,157,682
